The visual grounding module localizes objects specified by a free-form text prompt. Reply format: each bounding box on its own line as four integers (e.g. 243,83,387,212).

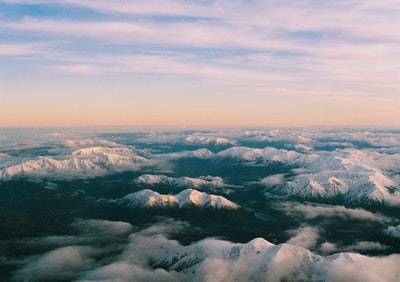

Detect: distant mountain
120,189,240,209
184,135,234,146
216,146,400,205
0,146,148,180
217,146,303,163
161,148,215,159
133,174,225,189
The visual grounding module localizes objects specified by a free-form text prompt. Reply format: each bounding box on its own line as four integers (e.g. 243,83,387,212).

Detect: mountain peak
121,189,239,209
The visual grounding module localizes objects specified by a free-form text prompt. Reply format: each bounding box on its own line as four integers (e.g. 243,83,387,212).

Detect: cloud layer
1,1,400,126
11,218,400,282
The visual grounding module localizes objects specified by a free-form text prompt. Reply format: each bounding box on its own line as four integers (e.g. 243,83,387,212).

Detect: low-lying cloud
10,218,400,282
277,202,393,223
383,224,400,239
14,246,96,281
286,225,319,249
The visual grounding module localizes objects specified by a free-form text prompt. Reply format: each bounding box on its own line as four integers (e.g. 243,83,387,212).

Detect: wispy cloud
0,42,48,56
1,0,400,126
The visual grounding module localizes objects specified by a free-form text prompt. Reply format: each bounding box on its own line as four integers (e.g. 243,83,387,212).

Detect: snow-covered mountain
156,237,400,281
0,146,148,180
133,174,226,189
120,189,239,209
184,134,234,146
216,146,400,205
160,148,215,159
271,149,400,205
217,146,304,163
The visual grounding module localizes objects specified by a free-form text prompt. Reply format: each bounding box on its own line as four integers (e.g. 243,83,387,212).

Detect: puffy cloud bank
383,225,400,239
11,219,400,282
277,202,393,223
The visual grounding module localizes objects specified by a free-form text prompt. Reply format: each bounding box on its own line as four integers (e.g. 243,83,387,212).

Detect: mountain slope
133,174,225,189
0,146,148,180
216,146,400,205
120,189,239,209
155,237,400,282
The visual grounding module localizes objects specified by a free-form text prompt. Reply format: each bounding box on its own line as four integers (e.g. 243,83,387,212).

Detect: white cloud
2,0,399,100
320,242,337,255
383,225,400,239
11,217,400,282
71,219,132,236
0,42,49,56
324,253,400,282
78,219,188,281
342,241,390,253
277,202,393,223
320,240,390,255
14,246,97,281
63,138,121,148
286,226,319,249
78,262,181,282
261,174,285,186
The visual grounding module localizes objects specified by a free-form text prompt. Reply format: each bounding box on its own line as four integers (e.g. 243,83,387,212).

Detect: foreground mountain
155,237,400,282
120,189,240,209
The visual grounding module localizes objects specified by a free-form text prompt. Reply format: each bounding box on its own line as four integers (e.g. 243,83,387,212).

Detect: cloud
2,1,400,129
320,240,391,255
261,174,285,186
383,225,400,239
320,242,338,255
10,216,400,282
77,219,188,281
0,42,49,56
324,253,400,282
2,0,399,96
342,241,390,253
78,262,181,282
56,0,220,18
25,235,90,247
154,233,400,282
277,202,393,223
71,219,132,236
63,138,121,148
14,246,97,281
286,226,319,249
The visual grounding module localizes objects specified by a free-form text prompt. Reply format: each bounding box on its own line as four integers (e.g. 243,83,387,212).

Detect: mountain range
120,189,240,209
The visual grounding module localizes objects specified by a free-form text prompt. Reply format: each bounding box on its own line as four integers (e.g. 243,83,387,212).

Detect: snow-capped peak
133,174,225,189
0,146,148,180
120,189,239,209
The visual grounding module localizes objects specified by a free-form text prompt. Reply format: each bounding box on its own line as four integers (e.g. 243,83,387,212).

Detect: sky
0,0,399,128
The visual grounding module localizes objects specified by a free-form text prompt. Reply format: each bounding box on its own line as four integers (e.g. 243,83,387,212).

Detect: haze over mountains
1,127,400,281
